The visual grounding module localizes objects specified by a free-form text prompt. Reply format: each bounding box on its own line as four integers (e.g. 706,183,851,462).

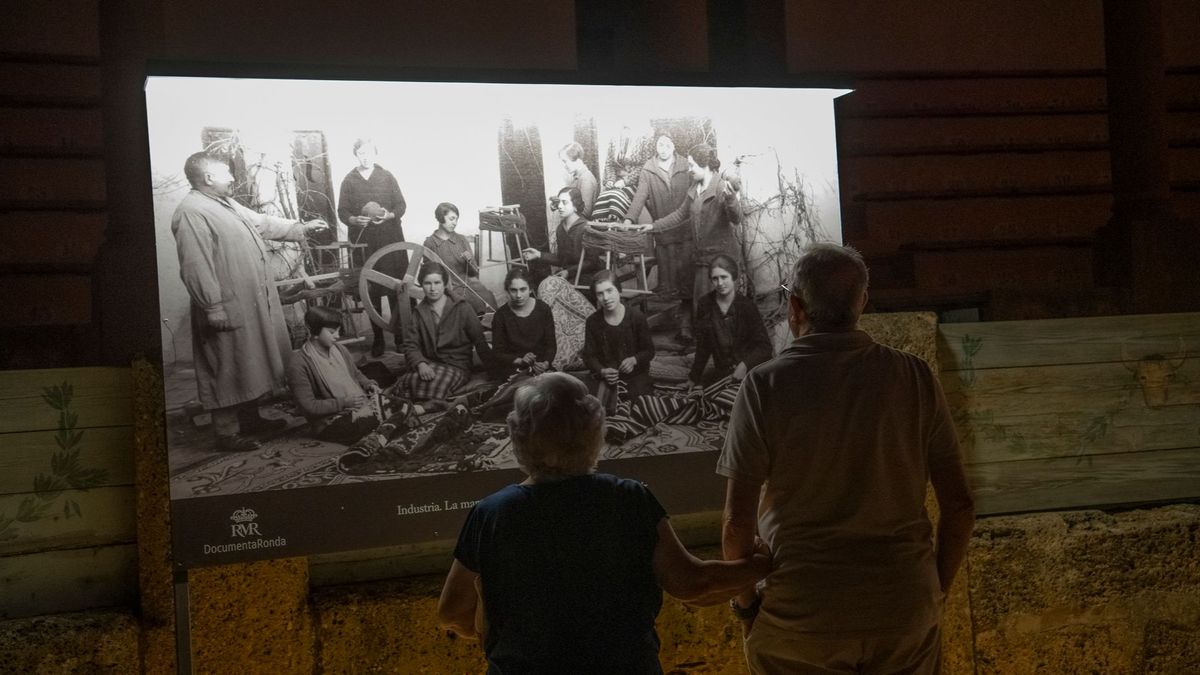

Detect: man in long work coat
172,151,328,451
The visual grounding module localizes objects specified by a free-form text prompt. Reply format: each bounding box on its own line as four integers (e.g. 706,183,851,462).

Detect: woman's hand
521,248,541,261
619,356,638,374
351,215,371,227
531,361,549,375
732,362,748,381
686,380,703,396
342,393,368,409
417,362,435,381
600,367,620,384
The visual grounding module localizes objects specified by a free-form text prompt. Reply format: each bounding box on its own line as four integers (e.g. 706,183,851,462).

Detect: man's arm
653,518,769,606
722,477,763,609
930,458,974,593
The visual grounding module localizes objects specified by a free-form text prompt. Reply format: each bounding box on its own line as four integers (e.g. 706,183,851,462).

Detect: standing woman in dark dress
687,254,773,389
492,268,557,377
641,144,743,344
337,138,408,356
581,270,655,409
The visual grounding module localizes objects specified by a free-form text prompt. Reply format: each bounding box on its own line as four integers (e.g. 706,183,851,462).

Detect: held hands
600,367,620,385
417,362,435,381
205,307,235,332
618,356,638,374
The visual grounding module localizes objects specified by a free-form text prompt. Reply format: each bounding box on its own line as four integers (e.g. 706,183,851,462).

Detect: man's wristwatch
730,594,761,620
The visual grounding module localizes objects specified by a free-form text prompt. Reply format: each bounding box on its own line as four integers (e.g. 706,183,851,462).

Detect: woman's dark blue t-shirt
454,473,667,674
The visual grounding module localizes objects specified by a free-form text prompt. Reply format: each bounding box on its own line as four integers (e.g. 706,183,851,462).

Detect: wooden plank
855,194,1109,256
0,274,92,326
0,2,100,58
938,312,1200,371
0,211,107,267
0,425,134,494
0,157,106,204
952,404,1200,465
0,62,100,100
837,77,1108,118
1170,146,1200,182
1171,112,1200,144
0,486,136,556
968,446,1200,516
0,367,131,433
836,73,1199,119
0,108,103,151
839,114,1108,156
0,544,136,620
840,150,1112,196
0,157,106,203
911,245,1093,294
942,359,1200,416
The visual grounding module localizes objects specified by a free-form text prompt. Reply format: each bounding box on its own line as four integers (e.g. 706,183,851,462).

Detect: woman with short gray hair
438,372,771,673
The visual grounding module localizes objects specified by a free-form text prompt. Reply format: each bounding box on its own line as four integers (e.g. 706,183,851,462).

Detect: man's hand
732,362,748,381
600,367,620,384
205,308,235,332
417,363,435,381
619,356,638,374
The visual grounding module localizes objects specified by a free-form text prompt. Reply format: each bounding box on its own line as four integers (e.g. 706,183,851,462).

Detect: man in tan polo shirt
719,243,975,673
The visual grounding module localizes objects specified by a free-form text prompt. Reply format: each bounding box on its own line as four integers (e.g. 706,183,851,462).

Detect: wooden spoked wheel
357,242,447,332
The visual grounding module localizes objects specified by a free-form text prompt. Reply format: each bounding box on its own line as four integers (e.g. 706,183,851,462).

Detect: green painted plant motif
0,381,109,541
959,334,983,385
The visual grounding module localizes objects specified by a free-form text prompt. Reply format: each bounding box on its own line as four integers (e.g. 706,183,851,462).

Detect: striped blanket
605,375,740,443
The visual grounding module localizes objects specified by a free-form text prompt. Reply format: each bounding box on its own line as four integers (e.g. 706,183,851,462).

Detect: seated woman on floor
687,254,773,389
399,264,493,415
422,201,498,315
437,372,770,674
492,268,557,378
521,186,602,288
581,270,655,408
286,306,385,444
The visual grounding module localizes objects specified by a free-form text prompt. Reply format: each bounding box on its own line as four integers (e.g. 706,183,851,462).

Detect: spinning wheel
358,242,448,332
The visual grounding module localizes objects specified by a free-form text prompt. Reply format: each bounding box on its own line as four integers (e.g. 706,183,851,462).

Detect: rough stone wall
969,505,1200,674
2,505,1198,672
0,610,138,674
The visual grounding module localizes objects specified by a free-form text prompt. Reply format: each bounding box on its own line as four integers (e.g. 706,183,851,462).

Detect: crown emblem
230,507,258,523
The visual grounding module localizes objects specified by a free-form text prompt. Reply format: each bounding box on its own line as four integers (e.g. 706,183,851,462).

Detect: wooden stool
478,205,531,271
574,222,653,294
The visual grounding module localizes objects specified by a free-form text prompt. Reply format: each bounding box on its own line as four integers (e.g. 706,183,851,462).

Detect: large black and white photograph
147,76,844,564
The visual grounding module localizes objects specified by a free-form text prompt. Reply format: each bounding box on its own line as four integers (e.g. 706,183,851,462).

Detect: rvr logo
231,522,262,537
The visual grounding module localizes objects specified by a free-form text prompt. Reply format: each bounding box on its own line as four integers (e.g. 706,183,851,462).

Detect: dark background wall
2,0,1198,369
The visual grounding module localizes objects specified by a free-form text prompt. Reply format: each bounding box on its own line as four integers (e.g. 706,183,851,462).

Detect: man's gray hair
183,152,225,188
790,243,869,331
506,373,604,478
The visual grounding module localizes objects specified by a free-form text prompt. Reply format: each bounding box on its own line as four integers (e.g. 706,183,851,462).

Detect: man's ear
858,289,869,314
788,294,806,337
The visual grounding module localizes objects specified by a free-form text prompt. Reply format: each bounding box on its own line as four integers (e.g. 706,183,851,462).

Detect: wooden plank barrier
0,367,136,619
938,312,1200,515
